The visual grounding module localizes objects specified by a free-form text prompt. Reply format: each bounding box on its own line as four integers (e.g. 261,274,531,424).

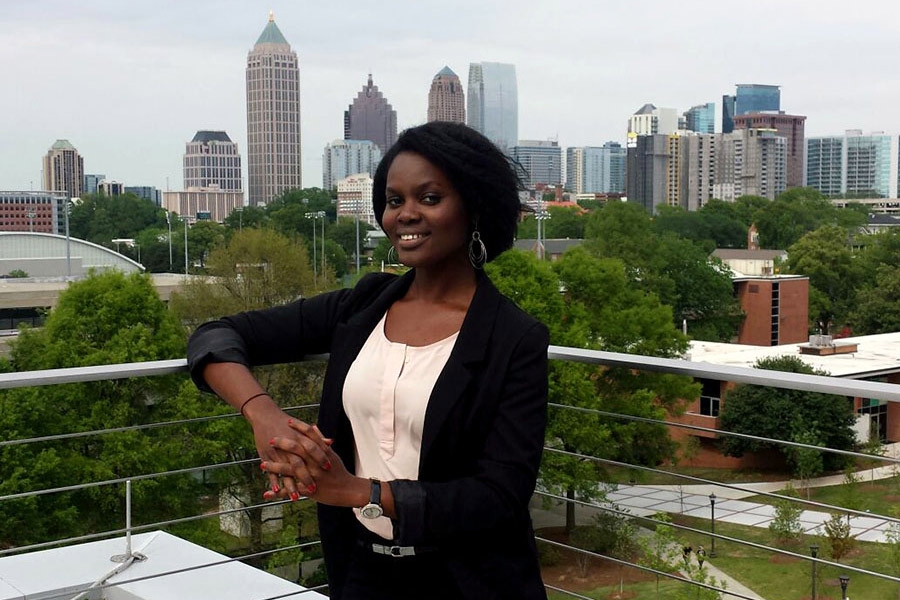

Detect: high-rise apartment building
681,133,718,210
344,74,398,154
734,84,780,115
683,103,716,134
84,174,105,195
806,131,898,198
626,134,673,213
566,143,626,194
628,104,679,136
734,113,806,188
509,141,562,189
717,128,787,201
97,180,124,196
427,66,465,124
184,131,243,191
336,173,377,227
42,140,84,199
322,140,382,191
467,62,518,149
805,137,845,197
246,12,301,206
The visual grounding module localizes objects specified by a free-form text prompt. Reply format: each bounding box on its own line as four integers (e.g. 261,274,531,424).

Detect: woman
187,121,549,599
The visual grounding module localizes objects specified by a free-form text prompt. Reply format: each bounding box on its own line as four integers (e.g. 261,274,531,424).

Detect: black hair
372,121,526,263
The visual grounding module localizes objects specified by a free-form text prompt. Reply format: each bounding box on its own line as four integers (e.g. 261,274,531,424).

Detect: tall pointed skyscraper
344,74,398,154
466,62,517,149
43,139,84,199
427,66,465,124
246,12,301,206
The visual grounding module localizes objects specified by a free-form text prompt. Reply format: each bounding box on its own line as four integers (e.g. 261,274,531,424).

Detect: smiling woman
187,122,549,600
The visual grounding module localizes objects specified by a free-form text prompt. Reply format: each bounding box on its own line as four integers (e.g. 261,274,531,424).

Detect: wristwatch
360,478,383,519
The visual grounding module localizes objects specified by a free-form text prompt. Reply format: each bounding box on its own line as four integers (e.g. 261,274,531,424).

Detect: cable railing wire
550,402,900,466
545,445,900,527
0,402,321,448
537,537,758,600
536,489,900,585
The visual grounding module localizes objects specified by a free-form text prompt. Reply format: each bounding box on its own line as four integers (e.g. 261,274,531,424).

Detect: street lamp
708,493,717,557
166,212,173,270
535,203,550,260
838,574,849,600
183,217,191,276
27,210,36,232
305,211,319,285
64,198,72,278
810,544,819,600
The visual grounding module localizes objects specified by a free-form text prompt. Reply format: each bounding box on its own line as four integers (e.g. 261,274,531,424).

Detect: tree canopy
718,355,855,471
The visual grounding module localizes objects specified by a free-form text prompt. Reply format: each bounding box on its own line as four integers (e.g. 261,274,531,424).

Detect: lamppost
166,212,173,271
708,493,717,557
183,217,191,276
354,206,361,273
305,211,319,285
27,210,36,232
838,574,849,600
810,544,819,600
535,204,550,260
64,198,72,278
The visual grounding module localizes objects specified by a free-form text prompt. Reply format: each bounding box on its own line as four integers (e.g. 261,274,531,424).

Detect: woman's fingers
261,457,316,498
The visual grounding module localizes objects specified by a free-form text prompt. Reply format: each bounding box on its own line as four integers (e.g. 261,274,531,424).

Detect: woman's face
382,152,470,270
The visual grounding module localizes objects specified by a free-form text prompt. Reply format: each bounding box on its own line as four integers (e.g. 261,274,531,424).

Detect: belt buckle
390,545,413,557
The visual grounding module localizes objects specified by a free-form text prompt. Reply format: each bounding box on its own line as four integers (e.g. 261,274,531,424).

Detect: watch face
360,503,383,519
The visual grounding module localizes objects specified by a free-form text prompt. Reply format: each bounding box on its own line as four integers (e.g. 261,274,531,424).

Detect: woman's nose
397,201,420,222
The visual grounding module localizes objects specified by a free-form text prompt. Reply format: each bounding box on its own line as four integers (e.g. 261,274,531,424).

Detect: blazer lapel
419,274,502,462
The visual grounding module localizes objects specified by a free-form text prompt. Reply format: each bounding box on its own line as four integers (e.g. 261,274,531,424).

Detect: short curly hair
372,122,525,263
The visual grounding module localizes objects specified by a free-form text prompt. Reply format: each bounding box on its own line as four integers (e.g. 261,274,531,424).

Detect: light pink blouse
342,311,459,539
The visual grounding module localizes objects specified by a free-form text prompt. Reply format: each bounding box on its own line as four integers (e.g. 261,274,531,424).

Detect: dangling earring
387,245,397,264
468,230,487,269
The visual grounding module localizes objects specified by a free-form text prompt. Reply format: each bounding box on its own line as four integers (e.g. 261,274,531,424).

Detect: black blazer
188,270,549,600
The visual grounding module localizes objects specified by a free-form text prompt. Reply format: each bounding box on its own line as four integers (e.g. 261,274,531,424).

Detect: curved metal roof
0,232,144,277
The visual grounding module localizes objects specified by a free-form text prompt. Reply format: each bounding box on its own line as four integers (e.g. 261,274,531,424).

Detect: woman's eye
386,196,402,207
422,194,441,205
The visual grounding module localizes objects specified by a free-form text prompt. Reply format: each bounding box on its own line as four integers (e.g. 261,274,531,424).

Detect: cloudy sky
1,0,897,194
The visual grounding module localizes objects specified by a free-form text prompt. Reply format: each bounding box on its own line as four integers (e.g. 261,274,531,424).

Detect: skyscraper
184,131,243,192
683,103,716,134
427,66,465,124
806,131,898,198
42,140,84,199
246,12,301,206
566,143,626,194
722,95,736,134
628,104,679,136
509,141,562,188
735,84,780,115
322,140,382,190
733,113,805,188
467,62,518,149
344,74,398,154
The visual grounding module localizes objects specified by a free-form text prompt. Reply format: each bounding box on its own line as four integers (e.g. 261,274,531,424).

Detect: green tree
68,192,166,246
327,216,371,265
823,512,854,561
849,265,900,334
170,228,318,328
0,271,221,547
488,249,698,533
753,188,863,249
768,484,804,544
637,512,680,600
784,225,861,333
6,269,28,278
653,204,747,250
718,356,855,471
791,428,824,498
188,220,226,269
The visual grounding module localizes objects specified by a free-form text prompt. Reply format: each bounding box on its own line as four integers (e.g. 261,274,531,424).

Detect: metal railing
3,349,900,599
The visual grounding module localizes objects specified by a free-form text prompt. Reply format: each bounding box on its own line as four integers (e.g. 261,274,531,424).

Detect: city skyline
1,1,898,195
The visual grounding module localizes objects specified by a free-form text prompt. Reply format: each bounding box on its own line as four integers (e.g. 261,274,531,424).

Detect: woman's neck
406,262,478,305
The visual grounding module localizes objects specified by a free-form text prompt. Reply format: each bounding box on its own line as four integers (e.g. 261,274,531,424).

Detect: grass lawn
672,515,900,600
746,476,900,520
603,465,788,486
547,578,692,599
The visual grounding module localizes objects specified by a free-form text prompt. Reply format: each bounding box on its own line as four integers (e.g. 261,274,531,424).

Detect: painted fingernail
322,460,332,471
268,438,275,446
288,419,294,425
272,484,280,493
307,483,317,494
290,492,300,501
259,461,267,471
263,490,275,500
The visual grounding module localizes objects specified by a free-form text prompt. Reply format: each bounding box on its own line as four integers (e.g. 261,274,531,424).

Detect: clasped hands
256,417,351,505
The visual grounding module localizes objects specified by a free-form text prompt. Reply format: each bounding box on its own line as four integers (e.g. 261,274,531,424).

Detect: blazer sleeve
186,273,393,393
389,319,549,546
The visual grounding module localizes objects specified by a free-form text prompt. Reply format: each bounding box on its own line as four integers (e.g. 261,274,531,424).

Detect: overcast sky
1,0,898,194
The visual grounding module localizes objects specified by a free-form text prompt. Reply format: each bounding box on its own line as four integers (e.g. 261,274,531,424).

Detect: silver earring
468,230,487,269
387,245,397,264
